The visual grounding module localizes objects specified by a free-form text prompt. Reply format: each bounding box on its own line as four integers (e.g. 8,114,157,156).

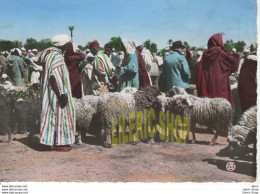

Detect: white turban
232,48,236,52
11,48,22,55
52,34,71,47
86,52,94,59
2,74,8,79
121,39,136,55
197,51,203,56
243,48,250,53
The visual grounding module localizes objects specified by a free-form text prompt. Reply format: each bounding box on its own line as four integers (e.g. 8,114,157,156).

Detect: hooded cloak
196,33,239,109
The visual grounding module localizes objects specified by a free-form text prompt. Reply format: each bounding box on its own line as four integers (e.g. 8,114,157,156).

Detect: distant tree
168,39,173,49
183,41,189,48
190,46,197,51
68,26,74,41
24,38,53,51
110,37,125,51
197,47,206,51
38,39,54,51
234,41,246,52
24,38,38,50
143,39,158,53
149,43,158,53
0,40,22,51
160,48,166,56
143,40,151,49
224,40,234,52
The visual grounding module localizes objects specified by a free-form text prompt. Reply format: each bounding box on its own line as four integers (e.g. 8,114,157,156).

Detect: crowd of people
0,33,257,151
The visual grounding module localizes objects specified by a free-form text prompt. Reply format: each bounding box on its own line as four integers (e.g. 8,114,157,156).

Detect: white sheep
168,86,233,145
228,105,257,152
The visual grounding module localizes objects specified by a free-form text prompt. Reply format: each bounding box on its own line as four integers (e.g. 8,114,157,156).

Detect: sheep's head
168,95,193,118
167,86,188,96
173,95,193,109
121,87,138,94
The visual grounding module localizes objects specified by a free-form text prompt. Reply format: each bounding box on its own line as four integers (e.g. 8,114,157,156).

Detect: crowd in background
0,33,257,151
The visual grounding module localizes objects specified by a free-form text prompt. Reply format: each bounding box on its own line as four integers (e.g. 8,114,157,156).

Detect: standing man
162,41,190,91
238,43,257,112
64,43,85,99
196,33,239,109
0,51,7,76
89,41,114,91
5,48,27,86
115,39,139,90
38,34,75,151
104,43,121,92
137,45,153,84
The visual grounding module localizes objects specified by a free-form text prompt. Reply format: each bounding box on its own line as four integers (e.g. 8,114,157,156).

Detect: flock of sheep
0,80,257,157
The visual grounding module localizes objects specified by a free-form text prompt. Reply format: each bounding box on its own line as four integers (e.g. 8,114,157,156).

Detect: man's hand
107,83,114,90
58,94,68,108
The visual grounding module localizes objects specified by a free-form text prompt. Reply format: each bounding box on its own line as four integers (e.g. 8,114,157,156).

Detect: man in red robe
136,50,151,89
238,43,257,112
64,43,85,99
196,33,239,109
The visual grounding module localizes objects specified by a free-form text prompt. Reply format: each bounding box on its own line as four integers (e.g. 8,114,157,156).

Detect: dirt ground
0,128,256,182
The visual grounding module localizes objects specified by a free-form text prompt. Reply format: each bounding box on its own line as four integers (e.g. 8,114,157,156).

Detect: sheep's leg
75,130,82,145
253,141,256,161
100,112,111,148
210,132,219,146
74,122,82,145
190,120,196,143
207,127,214,134
0,105,12,142
103,127,112,148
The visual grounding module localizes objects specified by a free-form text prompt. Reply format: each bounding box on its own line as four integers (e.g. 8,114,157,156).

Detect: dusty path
0,132,256,182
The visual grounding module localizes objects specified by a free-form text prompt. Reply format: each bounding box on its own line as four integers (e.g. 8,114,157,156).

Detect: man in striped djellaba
38,34,75,151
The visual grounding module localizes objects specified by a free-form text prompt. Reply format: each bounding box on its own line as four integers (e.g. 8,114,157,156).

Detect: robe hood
207,33,224,49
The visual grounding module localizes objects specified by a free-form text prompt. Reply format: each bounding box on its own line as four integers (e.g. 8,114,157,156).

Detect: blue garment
111,54,121,67
115,52,139,90
162,51,190,90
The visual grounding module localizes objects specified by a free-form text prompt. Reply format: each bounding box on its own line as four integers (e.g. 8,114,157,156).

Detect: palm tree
68,26,74,42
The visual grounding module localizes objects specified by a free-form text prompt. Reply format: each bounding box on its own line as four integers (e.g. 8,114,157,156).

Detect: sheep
228,105,257,158
152,93,193,143
0,87,15,142
96,92,136,147
73,95,99,144
120,87,138,94
74,92,136,147
74,86,162,147
168,86,233,145
12,98,40,134
2,84,192,147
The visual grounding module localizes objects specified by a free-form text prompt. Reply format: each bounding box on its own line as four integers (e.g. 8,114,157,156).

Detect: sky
0,0,258,50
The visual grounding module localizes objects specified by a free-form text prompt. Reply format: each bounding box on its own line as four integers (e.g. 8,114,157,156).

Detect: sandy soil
0,129,256,182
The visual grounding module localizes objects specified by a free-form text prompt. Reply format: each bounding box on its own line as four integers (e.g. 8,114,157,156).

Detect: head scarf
207,33,224,49
89,41,99,48
121,39,136,55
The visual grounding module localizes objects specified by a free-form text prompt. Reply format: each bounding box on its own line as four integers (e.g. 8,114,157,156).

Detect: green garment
5,55,26,86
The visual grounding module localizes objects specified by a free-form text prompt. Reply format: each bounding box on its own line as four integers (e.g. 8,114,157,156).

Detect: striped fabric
38,47,75,146
93,51,114,87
